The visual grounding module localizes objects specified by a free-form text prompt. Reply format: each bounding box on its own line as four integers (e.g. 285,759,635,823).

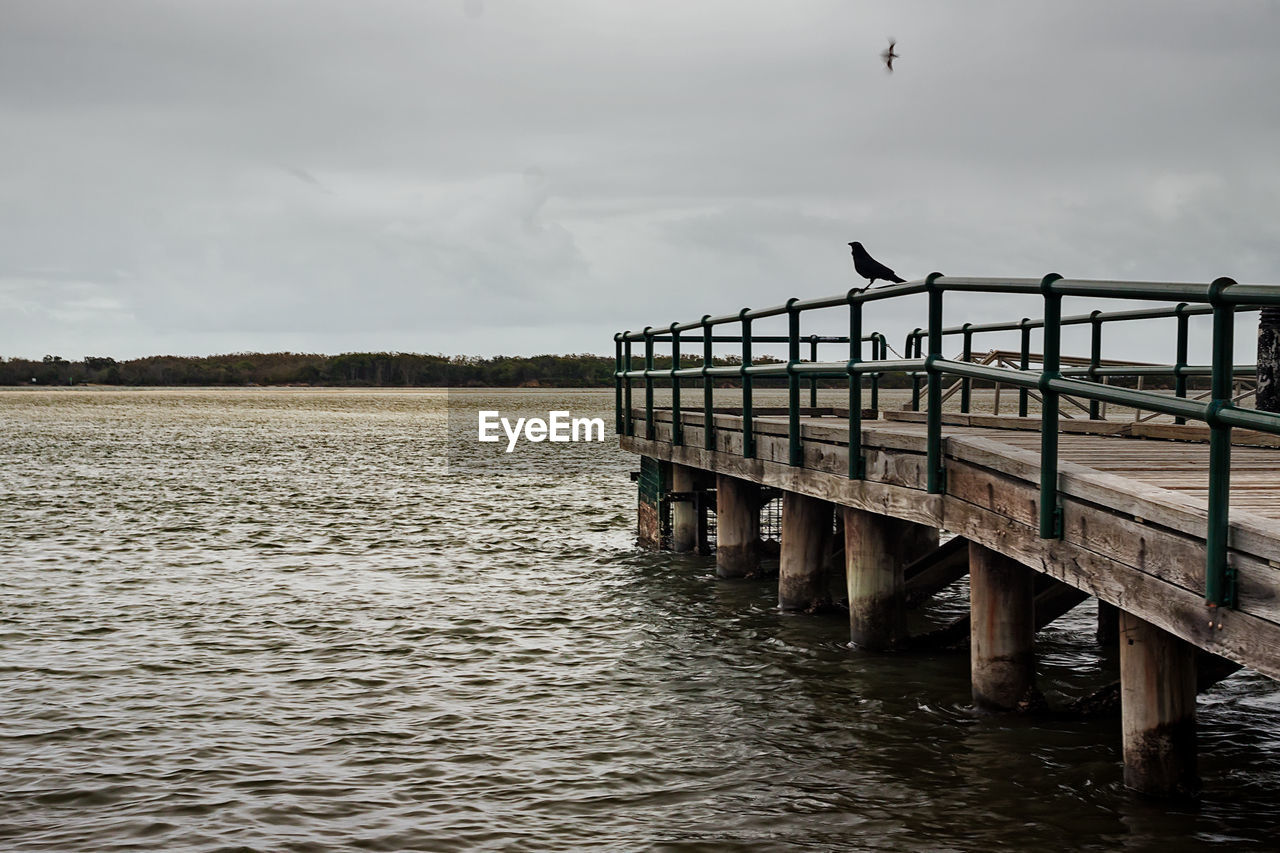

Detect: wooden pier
616,273,1280,799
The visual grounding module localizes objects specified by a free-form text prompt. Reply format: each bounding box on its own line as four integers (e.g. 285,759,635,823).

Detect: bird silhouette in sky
881,39,899,72
849,242,906,290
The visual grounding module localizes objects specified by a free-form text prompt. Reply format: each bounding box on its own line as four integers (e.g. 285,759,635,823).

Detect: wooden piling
1120,611,1198,798
779,491,833,611
715,474,760,578
670,463,698,553
844,508,938,649
969,542,1038,712
636,455,668,549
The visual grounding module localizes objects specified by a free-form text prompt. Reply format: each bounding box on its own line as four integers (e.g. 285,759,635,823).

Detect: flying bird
849,242,905,290
881,39,899,72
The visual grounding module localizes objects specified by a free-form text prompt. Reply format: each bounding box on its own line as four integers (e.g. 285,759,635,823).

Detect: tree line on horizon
1,352,623,387
0,351,813,388
1,351,1178,390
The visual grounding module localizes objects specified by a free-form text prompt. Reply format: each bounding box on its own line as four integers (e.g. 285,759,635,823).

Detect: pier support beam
779,492,833,611
670,463,699,553
715,474,760,578
844,508,938,649
969,543,1038,712
1121,612,1198,798
1097,600,1120,647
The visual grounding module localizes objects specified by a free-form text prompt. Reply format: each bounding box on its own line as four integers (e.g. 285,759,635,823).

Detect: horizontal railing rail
920,349,1260,423
900,301,1261,422
615,274,1280,609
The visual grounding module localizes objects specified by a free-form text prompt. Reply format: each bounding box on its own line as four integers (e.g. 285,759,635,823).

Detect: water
3,387,1280,851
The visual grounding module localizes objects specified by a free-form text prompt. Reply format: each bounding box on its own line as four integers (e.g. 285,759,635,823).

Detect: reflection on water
2,387,1279,851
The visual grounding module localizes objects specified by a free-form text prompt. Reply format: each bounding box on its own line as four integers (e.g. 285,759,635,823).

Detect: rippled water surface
4,387,1280,851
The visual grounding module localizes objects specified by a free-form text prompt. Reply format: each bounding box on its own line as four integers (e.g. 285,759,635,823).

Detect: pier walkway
614,273,1280,799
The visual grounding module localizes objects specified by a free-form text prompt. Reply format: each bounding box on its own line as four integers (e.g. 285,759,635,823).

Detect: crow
849,242,906,289
881,39,899,72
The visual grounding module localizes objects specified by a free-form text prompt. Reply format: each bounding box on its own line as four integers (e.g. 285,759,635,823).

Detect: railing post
808,334,819,409
1089,310,1103,420
960,322,973,414
870,332,883,414
643,326,655,440
669,322,682,446
623,334,634,437
1018,318,1031,418
1038,274,1064,539
925,274,945,494
910,328,923,412
741,309,755,459
1206,278,1238,608
787,298,803,467
701,315,713,452
1175,303,1190,424
614,333,624,434
847,291,865,479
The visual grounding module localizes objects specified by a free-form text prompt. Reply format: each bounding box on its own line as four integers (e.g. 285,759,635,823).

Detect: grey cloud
1,0,1277,359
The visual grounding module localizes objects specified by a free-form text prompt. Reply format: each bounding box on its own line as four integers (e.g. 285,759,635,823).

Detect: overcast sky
2,1,1278,361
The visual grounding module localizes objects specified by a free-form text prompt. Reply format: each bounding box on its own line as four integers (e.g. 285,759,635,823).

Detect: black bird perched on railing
848,242,906,290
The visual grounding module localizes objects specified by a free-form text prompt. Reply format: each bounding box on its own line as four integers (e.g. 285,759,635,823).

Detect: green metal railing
615,275,1280,610
902,302,1256,424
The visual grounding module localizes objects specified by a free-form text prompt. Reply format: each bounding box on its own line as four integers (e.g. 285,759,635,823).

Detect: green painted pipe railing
615,274,1280,609
901,301,1253,423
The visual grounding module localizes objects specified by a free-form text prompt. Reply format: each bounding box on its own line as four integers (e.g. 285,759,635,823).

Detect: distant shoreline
0,352,621,388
